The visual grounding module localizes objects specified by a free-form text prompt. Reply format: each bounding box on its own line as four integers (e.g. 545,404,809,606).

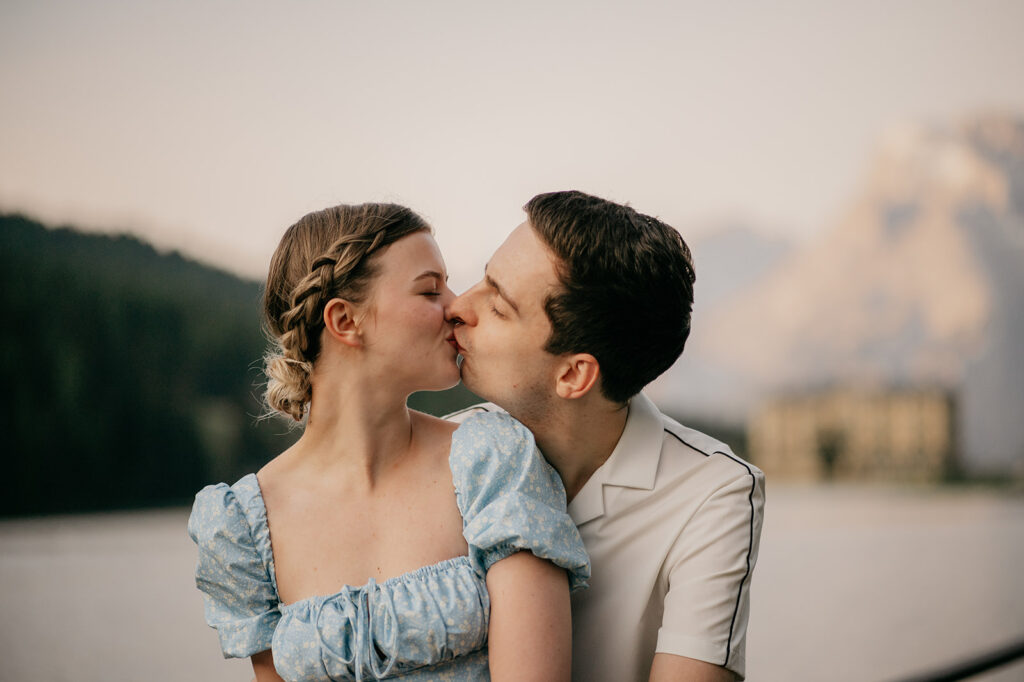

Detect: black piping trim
664,428,756,668
445,404,492,419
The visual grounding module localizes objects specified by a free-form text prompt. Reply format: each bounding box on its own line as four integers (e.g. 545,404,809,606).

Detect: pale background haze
3,0,1023,289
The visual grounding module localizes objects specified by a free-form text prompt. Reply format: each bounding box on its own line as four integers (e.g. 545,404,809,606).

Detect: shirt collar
568,392,665,525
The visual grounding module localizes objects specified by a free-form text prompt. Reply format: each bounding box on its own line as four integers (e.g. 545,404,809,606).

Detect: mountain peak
868,116,1017,210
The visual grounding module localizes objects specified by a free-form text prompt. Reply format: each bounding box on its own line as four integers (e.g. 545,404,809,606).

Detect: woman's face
358,231,460,393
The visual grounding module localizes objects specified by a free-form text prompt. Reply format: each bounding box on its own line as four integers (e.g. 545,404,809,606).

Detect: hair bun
264,353,313,422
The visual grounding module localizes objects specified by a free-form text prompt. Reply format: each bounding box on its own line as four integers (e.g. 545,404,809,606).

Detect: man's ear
323,298,362,347
555,353,600,400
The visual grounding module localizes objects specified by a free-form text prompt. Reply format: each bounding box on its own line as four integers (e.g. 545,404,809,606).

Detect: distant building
748,387,955,482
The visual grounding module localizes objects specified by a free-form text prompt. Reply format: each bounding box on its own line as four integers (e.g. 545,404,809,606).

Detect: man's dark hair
525,190,696,404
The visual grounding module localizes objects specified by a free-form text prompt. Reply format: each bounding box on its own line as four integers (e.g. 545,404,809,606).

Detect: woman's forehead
378,231,446,280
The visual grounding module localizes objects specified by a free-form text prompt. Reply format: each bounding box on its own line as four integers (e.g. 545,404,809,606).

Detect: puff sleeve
450,412,590,592
186,478,281,658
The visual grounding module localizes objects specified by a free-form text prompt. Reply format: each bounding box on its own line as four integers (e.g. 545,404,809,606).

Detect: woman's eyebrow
413,270,445,282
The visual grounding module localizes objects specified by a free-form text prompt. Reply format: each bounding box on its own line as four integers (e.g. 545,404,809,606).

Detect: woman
187,203,589,681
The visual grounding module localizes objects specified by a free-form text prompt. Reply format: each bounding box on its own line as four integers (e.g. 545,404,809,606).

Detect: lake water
1,484,1022,681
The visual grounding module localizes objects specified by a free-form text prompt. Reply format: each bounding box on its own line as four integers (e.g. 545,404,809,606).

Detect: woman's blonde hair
262,203,431,422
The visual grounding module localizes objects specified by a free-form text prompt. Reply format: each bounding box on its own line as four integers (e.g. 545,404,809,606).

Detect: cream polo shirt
447,394,765,681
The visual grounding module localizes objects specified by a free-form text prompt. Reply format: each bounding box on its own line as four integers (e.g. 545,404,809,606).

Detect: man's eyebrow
485,273,519,314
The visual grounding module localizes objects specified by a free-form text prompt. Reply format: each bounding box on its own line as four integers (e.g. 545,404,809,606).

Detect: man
446,190,765,681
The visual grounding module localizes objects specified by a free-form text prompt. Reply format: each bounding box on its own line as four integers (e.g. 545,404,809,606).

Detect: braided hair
262,203,431,421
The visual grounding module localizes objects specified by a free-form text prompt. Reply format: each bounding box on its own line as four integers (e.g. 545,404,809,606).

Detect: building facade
748,387,955,482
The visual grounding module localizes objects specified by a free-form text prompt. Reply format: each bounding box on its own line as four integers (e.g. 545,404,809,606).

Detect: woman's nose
439,283,457,309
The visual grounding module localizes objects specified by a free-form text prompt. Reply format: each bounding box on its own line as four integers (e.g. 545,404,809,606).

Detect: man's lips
448,331,465,354
446,334,464,353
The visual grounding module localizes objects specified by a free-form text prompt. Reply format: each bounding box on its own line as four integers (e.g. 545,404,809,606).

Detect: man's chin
456,363,487,402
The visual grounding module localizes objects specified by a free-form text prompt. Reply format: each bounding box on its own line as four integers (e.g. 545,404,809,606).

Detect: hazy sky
2,0,1023,288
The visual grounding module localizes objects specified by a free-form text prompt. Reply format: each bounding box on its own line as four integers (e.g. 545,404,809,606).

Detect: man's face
447,221,564,421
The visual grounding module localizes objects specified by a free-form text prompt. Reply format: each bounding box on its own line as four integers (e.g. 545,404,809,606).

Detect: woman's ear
323,298,362,347
554,353,601,400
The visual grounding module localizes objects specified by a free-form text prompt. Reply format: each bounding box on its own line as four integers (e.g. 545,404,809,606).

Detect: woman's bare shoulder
255,442,304,496
411,409,460,436
410,411,459,470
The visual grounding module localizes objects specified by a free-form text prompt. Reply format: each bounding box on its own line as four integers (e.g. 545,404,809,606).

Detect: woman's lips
446,334,463,353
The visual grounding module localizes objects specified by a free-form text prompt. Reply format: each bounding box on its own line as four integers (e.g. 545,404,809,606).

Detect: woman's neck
292,364,417,489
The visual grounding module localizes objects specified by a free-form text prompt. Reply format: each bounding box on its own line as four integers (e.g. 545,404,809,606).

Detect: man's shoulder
443,401,506,424
655,410,764,484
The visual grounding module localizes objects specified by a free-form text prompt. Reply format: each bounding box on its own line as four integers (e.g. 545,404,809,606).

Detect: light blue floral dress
187,413,590,681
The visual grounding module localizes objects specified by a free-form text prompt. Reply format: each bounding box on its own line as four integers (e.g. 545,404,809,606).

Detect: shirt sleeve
449,412,590,592
655,462,765,680
186,482,281,658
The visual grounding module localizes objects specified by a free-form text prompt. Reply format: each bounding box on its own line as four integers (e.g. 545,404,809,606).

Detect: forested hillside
1,215,478,515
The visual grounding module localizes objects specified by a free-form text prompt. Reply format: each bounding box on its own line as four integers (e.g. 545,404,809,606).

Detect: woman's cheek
401,303,439,331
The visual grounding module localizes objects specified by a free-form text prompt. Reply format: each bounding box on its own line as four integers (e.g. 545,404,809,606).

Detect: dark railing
892,637,1024,682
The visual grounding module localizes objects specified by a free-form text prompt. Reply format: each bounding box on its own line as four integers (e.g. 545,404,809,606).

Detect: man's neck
524,397,630,502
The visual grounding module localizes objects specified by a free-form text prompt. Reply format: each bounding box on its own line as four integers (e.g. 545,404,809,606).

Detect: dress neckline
239,471,474,609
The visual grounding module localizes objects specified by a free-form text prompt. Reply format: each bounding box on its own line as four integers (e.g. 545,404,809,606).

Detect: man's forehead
491,222,553,269
486,222,561,309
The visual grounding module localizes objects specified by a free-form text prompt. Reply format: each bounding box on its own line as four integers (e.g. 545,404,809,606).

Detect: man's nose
446,286,478,326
